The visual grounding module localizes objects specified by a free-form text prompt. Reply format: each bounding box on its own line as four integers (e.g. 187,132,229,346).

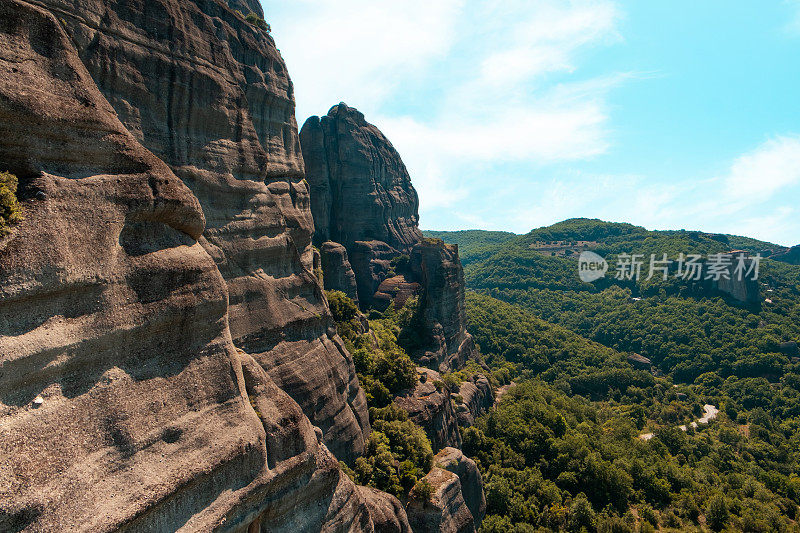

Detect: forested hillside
427,220,800,532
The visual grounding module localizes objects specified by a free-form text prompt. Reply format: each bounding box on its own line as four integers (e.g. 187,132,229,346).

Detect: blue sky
265,0,800,245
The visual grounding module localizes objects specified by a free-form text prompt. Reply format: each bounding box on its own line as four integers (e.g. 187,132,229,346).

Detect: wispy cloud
267,0,627,220
268,0,464,122
723,135,800,201
515,137,800,246
786,0,800,34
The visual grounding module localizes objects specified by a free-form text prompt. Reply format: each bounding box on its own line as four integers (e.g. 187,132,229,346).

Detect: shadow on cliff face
0,3,370,531
46,0,372,463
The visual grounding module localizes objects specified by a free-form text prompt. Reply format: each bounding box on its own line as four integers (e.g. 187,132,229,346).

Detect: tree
706,494,728,531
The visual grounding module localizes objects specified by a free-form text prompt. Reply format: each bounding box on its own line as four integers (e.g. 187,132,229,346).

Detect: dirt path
639,404,718,441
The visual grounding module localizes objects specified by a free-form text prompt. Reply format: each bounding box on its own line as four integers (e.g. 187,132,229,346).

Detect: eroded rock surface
359,487,413,533
301,105,477,372
300,103,422,253
435,448,486,530
405,468,475,533
453,375,493,428
394,369,462,451
43,0,369,463
0,0,383,530
321,241,360,304
409,241,478,372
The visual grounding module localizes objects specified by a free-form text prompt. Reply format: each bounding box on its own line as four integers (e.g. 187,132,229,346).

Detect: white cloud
478,0,620,86
786,0,800,34
266,0,627,222
267,0,464,122
723,135,800,201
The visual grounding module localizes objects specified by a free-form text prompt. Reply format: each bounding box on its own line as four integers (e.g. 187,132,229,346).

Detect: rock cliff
452,376,493,428
708,252,760,304
405,468,475,533
408,241,477,371
300,103,422,253
394,369,462,452
301,105,477,373
44,0,369,464
434,448,486,530
0,0,396,530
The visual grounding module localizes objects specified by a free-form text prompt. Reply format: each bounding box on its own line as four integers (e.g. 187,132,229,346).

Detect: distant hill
443,219,800,530
452,218,800,381
423,229,517,265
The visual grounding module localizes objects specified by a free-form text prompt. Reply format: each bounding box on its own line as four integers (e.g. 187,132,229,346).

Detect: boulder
405,468,475,533
394,369,462,451
359,487,413,533
435,448,487,529
321,241,360,304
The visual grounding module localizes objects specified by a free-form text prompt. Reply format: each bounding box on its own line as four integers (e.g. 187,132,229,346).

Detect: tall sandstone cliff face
301,105,476,373
0,0,402,531
301,104,422,253
44,0,368,463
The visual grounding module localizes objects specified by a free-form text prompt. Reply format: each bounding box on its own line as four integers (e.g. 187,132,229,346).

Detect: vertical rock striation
435,448,486,530
453,376,494,428
44,0,369,463
301,104,477,373
321,241,360,304
301,104,422,307
300,103,422,252
409,240,478,371
0,0,400,530
394,369,462,452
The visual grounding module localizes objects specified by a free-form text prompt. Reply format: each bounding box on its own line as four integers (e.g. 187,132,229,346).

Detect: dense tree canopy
431,220,800,531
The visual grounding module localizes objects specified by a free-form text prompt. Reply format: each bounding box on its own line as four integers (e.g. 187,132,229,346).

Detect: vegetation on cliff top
235,10,270,32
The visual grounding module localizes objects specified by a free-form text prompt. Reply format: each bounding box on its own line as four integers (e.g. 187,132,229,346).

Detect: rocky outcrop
395,369,462,451
0,0,388,530
435,448,486,529
628,353,653,371
359,487,413,533
321,241,360,304
453,376,493,428
707,252,760,304
301,105,478,372
300,104,422,308
300,103,422,253
410,241,478,372
772,245,800,266
374,275,422,312
406,468,475,533
42,0,369,463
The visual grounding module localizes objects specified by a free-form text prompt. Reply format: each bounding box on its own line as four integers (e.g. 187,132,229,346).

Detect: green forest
430,219,800,532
